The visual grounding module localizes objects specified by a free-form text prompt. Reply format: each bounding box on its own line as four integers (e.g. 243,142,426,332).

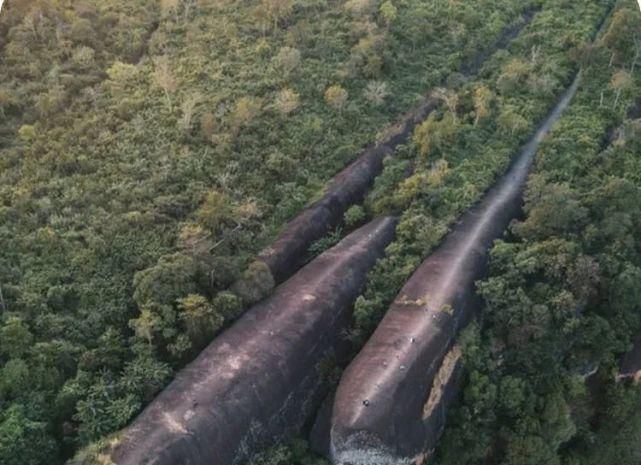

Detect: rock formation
326,76,581,465
109,216,398,465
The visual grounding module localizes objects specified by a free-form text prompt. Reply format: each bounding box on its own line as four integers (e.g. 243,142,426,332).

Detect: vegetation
0,0,531,462
350,0,611,346
2,0,639,464
254,0,627,463
434,5,641,465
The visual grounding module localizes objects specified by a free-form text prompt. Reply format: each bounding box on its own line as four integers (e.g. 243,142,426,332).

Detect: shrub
232,261,275,305
324,85,348,111
274,88,300,115
364,81,389,105
344,205,367,228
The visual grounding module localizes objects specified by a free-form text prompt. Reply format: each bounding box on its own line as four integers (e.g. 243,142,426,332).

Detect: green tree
497,105,529,136
0,317,33,359
496,58,530,95
261,0,294,29
129,307,162,345
602,8,641,69
344,205,366,228
196,189,234,232
0,404,58,465
133,253,200,309
324,85,349,111
413,111,458,160
232,261,275,305
379,1,398,27
177,294,224,346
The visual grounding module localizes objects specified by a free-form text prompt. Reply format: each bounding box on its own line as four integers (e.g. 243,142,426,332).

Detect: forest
0,0,640,464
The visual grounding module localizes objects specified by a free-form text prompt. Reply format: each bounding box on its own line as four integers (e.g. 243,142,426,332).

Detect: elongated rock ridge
327,75,582,465
257,10,536,284
257,105,434,284
109,216,398,465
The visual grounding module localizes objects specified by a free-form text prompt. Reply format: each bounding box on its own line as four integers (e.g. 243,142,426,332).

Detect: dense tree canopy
0,0,533,462
433,5,641,464
3,0,639,464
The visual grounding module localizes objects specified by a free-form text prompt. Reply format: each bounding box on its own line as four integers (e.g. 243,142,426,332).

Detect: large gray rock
327,76,581,465
109,216,398,465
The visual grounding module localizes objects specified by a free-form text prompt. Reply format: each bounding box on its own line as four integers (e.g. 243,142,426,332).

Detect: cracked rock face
109,216,397,465
327,77,581,465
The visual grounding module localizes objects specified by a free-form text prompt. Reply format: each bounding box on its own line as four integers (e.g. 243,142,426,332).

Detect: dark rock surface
109,216,398,465
619,335,641,381
258,100,435,284
327,76,581,465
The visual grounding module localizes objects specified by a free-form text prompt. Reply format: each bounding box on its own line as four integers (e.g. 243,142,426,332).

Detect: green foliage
261,0,294,29
308,228,344,257
196,190,234,233
0,318,33,359
344,205,367,228
433,5,641,463
74,380,140,444
249,439,326,465
17,125,36,142
497,104,529,135
0,404,58,465
324,85,349,111
413,112,458,161
213,291,243,320
0,0,608,462
575,383,641,465
133,253,199,309
379,1,398,27
177,294,224,347
601,7,641,67
232,261,275,306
